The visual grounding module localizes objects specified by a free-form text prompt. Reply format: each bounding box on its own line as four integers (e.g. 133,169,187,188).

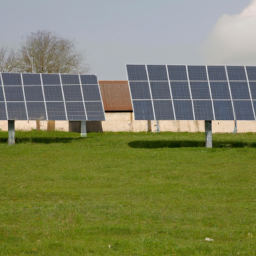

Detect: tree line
0,30,89,74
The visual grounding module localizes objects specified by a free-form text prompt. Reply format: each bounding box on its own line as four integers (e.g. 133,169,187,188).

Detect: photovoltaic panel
42,74,61,85
167,65,187,81
127,65,148,81
46,102,66,120
229,82,250,99
4,86,24,101
213,100,234,120
153,100,174,120
207,66,227,81
24,86,44,101
147,65,168,81
63,85,83,101
253,101,256,114
80,75,98,85
246,66,256,81
171,82,191,99
7,102,27,120
26,102,46,120
190,82,211,99
61,74,80,85
84,101,105,120
0,102,7,120
233,101,254,120
22,74,41,85
133,100,154,120
249,82,256,99
210,82,231,99
188,66,207,81
2,73,22,85
66,102,86,120
43,86,63,101
0,86,4,101
150,82,171,99
173,100,194,120
193,100,214,120
227,66,246,81
82,85,101,101
129,82,151,99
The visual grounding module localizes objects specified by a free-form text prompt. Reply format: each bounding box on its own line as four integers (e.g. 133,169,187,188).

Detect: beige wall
0,113,255,133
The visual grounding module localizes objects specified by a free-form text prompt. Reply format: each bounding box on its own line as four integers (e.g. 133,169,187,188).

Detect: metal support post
8,120,15,145
156,120,160,133
232,120,237,133
205,120,212,148
147,120,151,132
81,121,87,137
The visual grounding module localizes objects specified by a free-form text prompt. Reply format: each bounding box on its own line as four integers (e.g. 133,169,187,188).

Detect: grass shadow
128,140,256,148
0,136,85,144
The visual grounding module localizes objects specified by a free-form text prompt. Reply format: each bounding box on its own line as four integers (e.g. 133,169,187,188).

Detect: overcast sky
0,0,253,79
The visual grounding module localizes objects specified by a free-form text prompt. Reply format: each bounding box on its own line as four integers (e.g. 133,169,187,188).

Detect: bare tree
0,46,19,72
17,30,90,74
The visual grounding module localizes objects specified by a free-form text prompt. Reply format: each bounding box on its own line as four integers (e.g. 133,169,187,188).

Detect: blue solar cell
188,66,207,81
229,82,250,99
2,73,22,85
150,82,171,99
253,101,256,115
227,66,246,81
0,102,7,120
213,100,234,120
171,82,191,99
190,82,211,99
249,82,256,99
127,65,148,81
0,77,1,85
4,86,24,101
193,100,214,120
85,101,105,121
153,100,174,120
147,65,168,81
46,102,66,120
173,100,194,120
167,65,187,81
133,100,154,120
7,102,27,120
26,102,46,120
210,82,231,99
0,86,4,101
24,86,44,101
22,74,41,85
233,101,254,120
82,85,101,101
43,86,63,101
129,82,151,100
42,74,61,85
207,66,227,81
66,102,86,120
246,66,256,81
80,75,98,84
63,85,83,101
61,74,80,84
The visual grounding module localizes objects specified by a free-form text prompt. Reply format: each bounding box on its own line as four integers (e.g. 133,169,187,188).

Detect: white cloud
203,0,256,64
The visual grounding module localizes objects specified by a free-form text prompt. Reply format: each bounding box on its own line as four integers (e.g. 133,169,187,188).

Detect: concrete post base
81,121,87,137
205,120,212,148
8,120,15,145
147,120,151,132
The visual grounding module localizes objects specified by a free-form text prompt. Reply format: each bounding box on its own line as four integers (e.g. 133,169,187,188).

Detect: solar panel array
0,73,105,121
127,65,256,121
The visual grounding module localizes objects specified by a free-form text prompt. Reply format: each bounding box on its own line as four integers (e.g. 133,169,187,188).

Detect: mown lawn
0,131,256,255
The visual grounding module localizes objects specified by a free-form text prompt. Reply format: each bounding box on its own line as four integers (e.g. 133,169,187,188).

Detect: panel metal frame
185,65,195,120
225,66,236,120
20,74,29,120
78,74,88,120
245,65,256,120
40,73,48,120
166,65,176,120
0,73,8,119
59,73,68,120
206,66,215,120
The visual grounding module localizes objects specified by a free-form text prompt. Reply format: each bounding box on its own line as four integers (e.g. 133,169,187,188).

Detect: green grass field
0,131,256,255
